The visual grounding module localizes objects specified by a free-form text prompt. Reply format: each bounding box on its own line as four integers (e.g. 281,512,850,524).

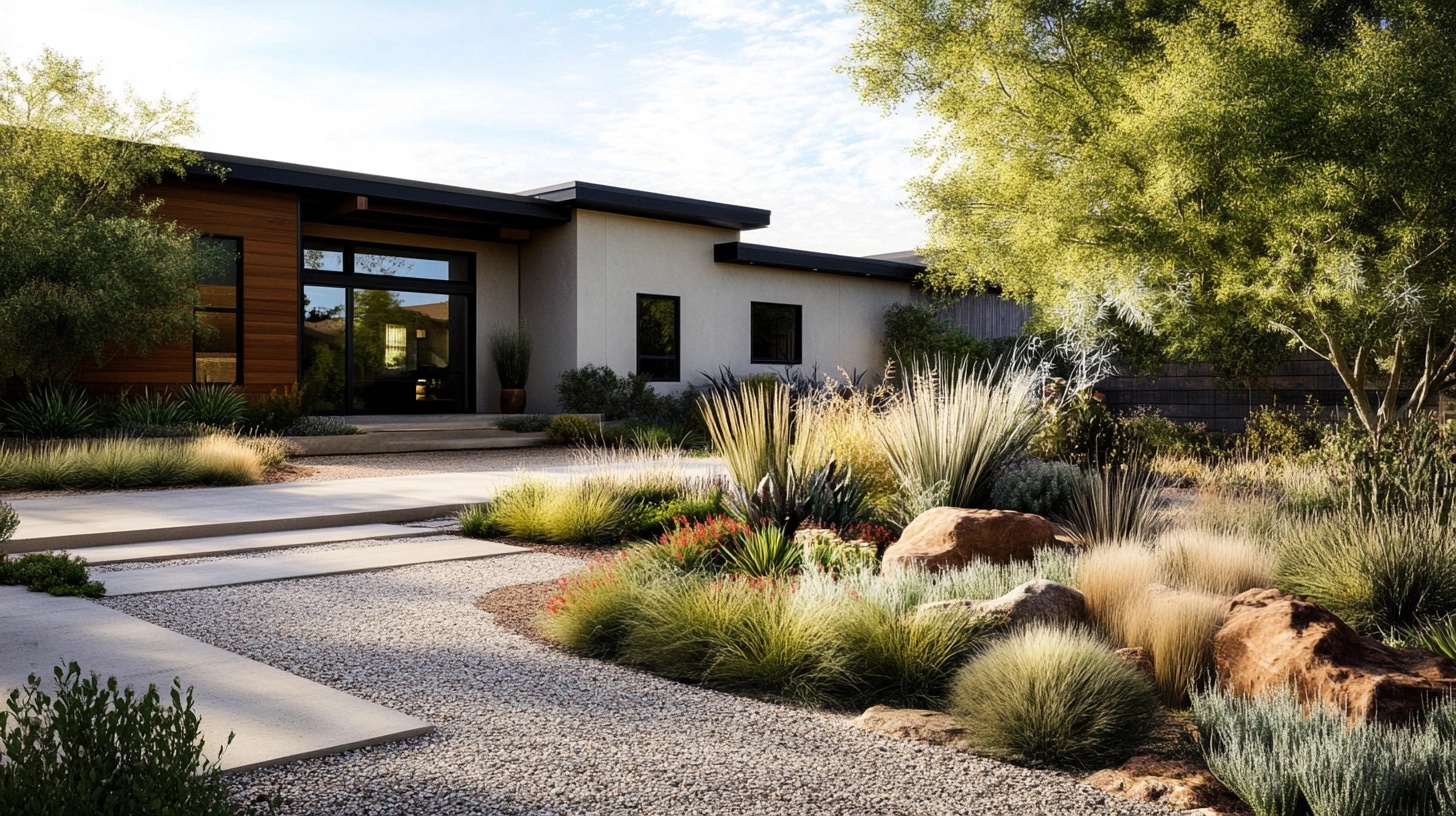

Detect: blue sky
0,0,930,256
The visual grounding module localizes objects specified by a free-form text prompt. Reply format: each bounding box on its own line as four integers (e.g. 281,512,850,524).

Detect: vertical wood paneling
913,291,1031,339
75,182,300,397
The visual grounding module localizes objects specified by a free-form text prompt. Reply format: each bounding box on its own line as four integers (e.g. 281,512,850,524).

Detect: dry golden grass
1156,528,1277,596
1074,542,1164,644
192,433,266,484
792,374,899,514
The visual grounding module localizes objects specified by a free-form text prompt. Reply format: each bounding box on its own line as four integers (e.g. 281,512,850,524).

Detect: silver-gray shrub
990,458,1080,518
1191,687,1455,816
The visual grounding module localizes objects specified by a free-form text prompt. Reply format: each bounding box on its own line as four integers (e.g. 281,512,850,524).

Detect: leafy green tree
845,1,1456,446
0,49,224,384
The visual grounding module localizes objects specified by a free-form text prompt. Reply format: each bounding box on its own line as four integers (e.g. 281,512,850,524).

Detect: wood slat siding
75,183,300,397
914,291,1032,339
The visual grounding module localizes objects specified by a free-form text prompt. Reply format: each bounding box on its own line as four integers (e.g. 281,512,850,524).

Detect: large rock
851,706,969,748
883,508,1054,572
1213,588,1456,724
1083,756,1250,815
917,579,1087,629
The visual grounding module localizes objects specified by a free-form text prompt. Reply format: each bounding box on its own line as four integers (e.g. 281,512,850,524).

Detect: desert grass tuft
949,624,1159,770
0,435,268,491
1157,528,1276,596
829,601,1001,709
1060,466,1169,547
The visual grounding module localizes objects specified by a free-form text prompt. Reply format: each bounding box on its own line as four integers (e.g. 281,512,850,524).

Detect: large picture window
301,239,473,414
751,302,802,365
195,236,242,384
636,294,680,382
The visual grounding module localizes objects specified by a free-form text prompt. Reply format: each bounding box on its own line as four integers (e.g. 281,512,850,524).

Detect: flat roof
197,152,570,227
713,242,922,283
520,181,771,231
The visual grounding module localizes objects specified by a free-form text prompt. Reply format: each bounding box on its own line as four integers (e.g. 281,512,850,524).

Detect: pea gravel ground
102,551,1175,816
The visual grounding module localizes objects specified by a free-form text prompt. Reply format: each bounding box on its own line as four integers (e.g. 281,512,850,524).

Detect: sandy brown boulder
851,706,969,748
1213,588,1456,724
918,579,1087,629
883,508,1054,572
1115,647,1157,683
1083,756,1250,815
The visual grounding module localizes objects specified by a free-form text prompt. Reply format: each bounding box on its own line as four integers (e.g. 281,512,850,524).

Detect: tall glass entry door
301,241,473,414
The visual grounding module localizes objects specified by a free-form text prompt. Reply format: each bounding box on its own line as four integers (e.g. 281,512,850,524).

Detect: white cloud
0,0,928,255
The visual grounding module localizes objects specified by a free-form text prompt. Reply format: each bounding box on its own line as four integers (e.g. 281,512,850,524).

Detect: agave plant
178,384,247,429
113,388,187,429
722,525,801,578
2,386,99,439
725,459,873,535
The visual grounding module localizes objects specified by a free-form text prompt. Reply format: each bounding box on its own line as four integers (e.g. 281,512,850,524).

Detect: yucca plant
177,384,247,429
1059,464,1169,546
1419,616,1456,660
875,358,1042,523
722,525,800,577
2,387,98,439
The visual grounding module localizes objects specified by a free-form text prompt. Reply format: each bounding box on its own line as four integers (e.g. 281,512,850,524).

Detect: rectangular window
751,302,802,365
196,236,242,384
636,294,680,382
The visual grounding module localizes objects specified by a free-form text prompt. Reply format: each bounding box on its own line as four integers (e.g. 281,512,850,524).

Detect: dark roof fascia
522,181,771,231
713,242,922,283
193,152,570,226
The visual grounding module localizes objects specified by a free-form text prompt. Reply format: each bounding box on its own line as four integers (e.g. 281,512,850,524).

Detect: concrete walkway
7,459,724,551
64,524,425,565
101,538,524,595
0,586,432,772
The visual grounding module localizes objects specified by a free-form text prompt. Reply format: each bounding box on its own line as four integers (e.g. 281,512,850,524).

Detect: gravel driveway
103,552,1173,816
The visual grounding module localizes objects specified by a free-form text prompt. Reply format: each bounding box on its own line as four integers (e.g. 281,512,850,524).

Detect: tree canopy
0,49,223,384
845,0,1456,441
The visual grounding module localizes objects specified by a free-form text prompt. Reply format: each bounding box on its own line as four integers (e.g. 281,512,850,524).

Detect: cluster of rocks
863,506,1456,814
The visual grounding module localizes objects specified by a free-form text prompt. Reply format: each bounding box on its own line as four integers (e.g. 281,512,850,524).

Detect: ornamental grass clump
539,555,658,658
1157,528,1276,597
875,359,1042,522
458,474,723,544
1276,508,1456,639
949,624,1159,770
0,434,270,491
1059,464,1169,546
1192,687,1456,816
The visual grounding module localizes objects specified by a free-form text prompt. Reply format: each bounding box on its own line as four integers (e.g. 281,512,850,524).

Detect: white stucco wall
571,209,913,396
300,224,519,413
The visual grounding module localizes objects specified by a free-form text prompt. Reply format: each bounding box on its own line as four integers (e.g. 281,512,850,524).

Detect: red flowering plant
539,551,642,656
637,514,748,574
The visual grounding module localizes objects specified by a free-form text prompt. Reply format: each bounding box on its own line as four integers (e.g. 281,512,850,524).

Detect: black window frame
750,301,803,365
195,235,244,385
299,237,477,414
636,293,681,383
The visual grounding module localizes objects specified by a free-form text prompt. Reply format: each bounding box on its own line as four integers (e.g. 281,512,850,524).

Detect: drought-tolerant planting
529,364,1456,814
0,433,287,491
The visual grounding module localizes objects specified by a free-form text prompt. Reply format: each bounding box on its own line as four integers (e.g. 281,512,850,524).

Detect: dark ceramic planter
499,388,527,414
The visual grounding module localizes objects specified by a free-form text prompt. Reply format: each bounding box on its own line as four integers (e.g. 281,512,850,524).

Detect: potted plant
490,322,532,413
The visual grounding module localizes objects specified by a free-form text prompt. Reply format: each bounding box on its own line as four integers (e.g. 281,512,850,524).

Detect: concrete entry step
0,587,432,772
286,430,544,456
100,538,526,596
62,524,425,565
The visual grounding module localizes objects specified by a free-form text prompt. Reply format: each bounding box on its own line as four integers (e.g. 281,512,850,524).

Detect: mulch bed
264,463,317,483
474,580,558,641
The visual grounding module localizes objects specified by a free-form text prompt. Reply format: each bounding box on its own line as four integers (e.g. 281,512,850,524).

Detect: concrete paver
64,524,425,565
100,538,526,595
0,586,432,772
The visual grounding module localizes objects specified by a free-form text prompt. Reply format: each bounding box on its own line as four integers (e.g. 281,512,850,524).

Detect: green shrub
699,579,841,702
1243,403,1325,459
0,552,104,598
1192,687,1453,816
112,387,186,429
831,602,1001,709
245,385,305,433
1059,465,1169,546
881,302,994,370
178,384,247,429
495,414,551,433
544,414,599,445
949,625,1159,770
1328,414,1456,522
619,574,756,681
1277,509,1456,639
876,359,1043,522
283,415,361,436
2,387,98,439
0,500,17,544
796,527,879,574
557,364,657,420
489,321,533,390
1030,383,1120,467
459,476,718,545
0,663,273,816
1119,408,1209,460
990,458,1080,517
600,420,704,450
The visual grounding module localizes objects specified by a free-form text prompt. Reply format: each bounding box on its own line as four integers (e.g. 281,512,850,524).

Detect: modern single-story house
77,153,933,414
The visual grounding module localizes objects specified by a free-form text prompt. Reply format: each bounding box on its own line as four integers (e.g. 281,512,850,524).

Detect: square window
637,294,680,382
751,302,802,365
